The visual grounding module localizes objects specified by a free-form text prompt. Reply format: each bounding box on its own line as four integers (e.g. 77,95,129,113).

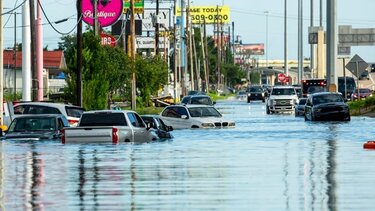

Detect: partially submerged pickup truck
266,86,299,114
62,110,158,144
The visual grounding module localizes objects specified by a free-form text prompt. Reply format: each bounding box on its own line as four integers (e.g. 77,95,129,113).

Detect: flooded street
1,99,375,210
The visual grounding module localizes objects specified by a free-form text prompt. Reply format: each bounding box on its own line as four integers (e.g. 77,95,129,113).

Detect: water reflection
0,101,375,210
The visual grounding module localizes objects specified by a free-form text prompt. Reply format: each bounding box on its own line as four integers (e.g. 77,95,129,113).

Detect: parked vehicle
338,76,356,100
62,110,158,144
301,79,327,98
180,95,215,106
160,105,235,129
14,102,85,127
351,88,373,100
294,98,307,117
246,85,266,103
2,114,69,140
266,86,299,114
187,90,206,96
304,92,350,121
141,115,173,139
236,90,247,101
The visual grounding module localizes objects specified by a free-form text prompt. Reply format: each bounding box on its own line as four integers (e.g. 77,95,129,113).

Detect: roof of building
3,50,66,69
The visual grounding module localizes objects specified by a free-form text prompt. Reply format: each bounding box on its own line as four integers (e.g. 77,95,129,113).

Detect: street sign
176,6,230,24
136,36,169,49
345,54,368,77
123,0,144,14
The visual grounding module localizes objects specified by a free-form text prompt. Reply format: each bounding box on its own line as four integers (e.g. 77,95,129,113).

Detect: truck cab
266,86,299,114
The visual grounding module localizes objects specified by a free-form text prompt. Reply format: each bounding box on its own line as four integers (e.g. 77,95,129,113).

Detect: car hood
4,131,57,140
193,116,234,123
269,95,298,100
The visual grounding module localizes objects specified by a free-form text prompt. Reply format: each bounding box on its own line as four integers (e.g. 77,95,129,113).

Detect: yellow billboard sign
176,6,230,24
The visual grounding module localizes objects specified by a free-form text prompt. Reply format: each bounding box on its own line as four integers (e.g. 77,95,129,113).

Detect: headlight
201,123,215,128
228,122,236,127
247,93,251,97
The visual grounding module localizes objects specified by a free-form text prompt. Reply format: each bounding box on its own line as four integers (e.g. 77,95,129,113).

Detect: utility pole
22,1,31,102
130,0,137,110
173,0,177,103
0,0,3,126
76,0,83,106
192,27,199,91
13,12,17,100
30,0,38,101
187,2,194,91
264,11,269,67
216,5,221,91
232,21,235,64
310,0,315,78
327,0,337,91
284,0,288,77
155,0,159,55
298,0,303,84
93,0,99,35
203,19,210,92
180,0,186,96
200,22,207,92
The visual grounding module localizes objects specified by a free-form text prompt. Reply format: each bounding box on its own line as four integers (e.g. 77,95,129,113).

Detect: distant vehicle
371,64,375,72
14,102,85,127
294,98,307,117
187,90,206,96
160,105,235,129
301,79,327,97
359,70,369,80
266,86,299,114
246,85,266,103
338,76,356,100
62,110,158,144
351,88,373,100
2,114,69,140
141,115,173,139
236,90,247,101
304,92,350,121
180,95,215,106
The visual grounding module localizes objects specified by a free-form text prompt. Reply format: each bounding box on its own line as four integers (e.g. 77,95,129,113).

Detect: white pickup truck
62,110,158,144
266,86,299,114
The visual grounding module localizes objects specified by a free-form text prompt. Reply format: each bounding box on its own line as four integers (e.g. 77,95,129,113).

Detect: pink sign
82,0,123,27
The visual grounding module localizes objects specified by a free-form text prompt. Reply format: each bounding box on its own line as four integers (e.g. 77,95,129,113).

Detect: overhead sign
345,54,368,77
136,37,169,49
130,8,171,32
100,33,116,47
123,0,144,14
176,6,230,24
82,0,123,27
235,44,264,55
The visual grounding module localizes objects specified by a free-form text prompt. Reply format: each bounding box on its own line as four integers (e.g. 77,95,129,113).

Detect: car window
313,94,343,105
65,107,85,118
17,105,61,115
190,97,212,105
80,113,127,126
188,107,222,117
127,113,145,128
162,107,184,118
299,99,307,105
181,97,190,104
272,88,296,95
10,117,56,132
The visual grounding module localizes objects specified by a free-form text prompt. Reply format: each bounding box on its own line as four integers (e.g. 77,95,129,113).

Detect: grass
348,95,375,116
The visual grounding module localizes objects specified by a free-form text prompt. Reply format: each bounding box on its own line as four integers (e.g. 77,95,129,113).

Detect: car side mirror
168,126,174,131
213,101,216,105
146,122,154,130
181,115,188,119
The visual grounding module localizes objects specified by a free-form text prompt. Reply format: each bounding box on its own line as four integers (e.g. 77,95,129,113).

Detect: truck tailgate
63,126,117,144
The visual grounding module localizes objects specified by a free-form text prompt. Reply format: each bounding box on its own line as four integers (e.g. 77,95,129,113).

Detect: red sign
82,0,123,27
101,33,116,47
278,73,289,83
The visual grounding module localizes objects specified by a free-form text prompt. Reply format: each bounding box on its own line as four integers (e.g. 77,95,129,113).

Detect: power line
0,0,26,16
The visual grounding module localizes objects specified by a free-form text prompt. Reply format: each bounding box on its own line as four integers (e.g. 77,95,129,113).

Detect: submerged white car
159,105,235,129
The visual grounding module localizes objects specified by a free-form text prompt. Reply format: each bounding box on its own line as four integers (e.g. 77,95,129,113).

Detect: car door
304,97,313,120
160,106,190,129
127,112,150,142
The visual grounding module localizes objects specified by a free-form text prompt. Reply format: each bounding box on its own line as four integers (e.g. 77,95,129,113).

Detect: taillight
112,128,119,144
61,129,65,144
68,119,79,126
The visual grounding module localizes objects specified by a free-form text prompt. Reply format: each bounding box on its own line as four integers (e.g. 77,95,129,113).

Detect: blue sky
3,0,375,62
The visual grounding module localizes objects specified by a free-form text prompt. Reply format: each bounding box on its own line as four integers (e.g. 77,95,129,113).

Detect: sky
3,0,375,62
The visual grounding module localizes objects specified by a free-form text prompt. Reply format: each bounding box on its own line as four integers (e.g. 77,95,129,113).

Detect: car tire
262,98,265,103
266,106,270,114
247,98,251,103
304,114,308,121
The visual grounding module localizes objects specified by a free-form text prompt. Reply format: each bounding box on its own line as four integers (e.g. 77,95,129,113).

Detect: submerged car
2,114,70,140
294,97,307,117
159,105,235,129
304,92,350,121
236,90,247,101
351,88,372,100
246,86,267,103
180,95,215,106
141,115,173,139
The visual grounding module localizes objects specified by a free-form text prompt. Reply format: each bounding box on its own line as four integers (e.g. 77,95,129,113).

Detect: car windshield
190,97,212,105
188,107,222,118
9,117,56,132
313,94,344,105
272,88,296,95
307,86,326,94
357,89,370,93
249,87,263,92
66,107,85,118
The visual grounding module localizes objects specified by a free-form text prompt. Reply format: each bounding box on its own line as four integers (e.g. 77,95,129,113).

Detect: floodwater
1,99,375,210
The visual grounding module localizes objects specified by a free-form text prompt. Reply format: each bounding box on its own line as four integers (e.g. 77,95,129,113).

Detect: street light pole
284,0,288,77
13,12,17,100
264,11,269,67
